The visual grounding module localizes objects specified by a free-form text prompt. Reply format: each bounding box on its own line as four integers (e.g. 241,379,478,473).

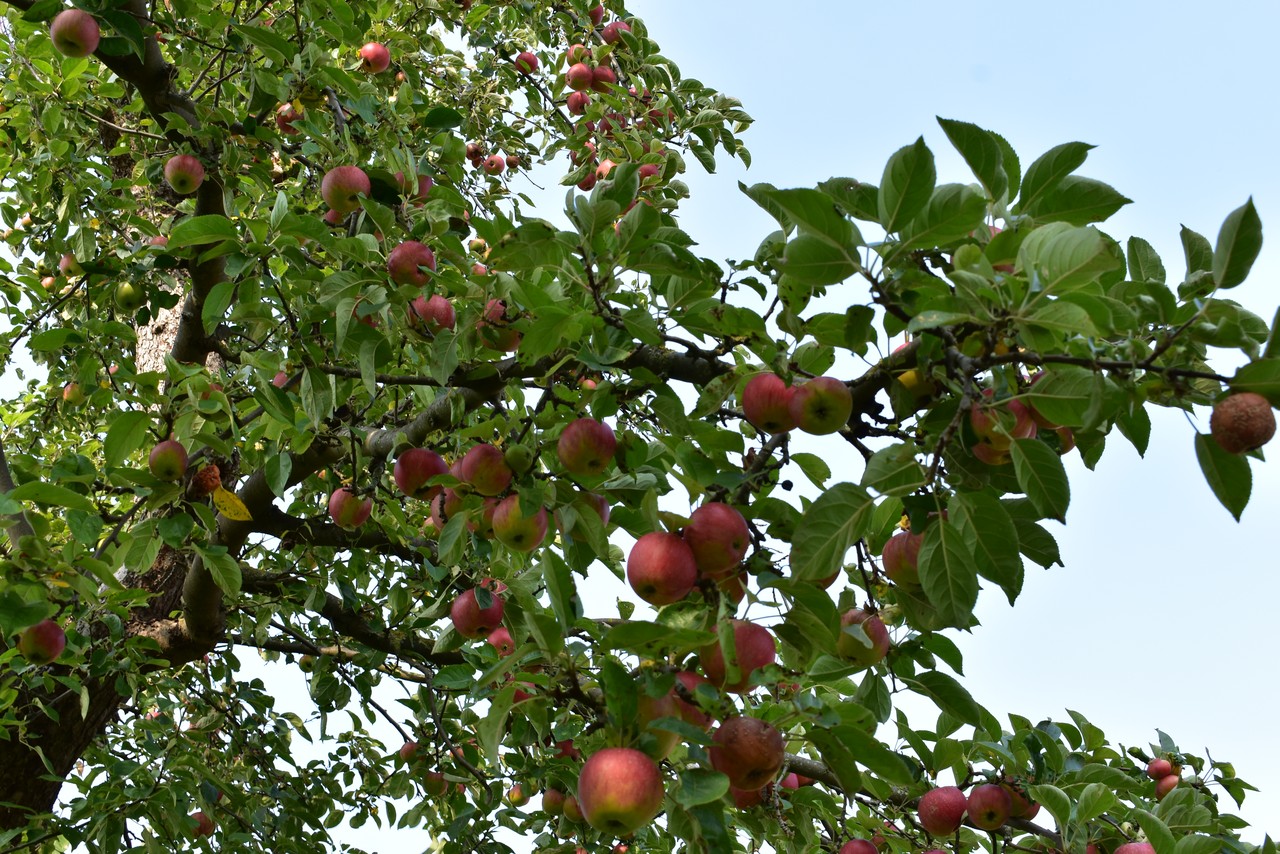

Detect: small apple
836,609,890,668
62,382,85,406
450,584,505,638
1210,392,1276,454
882,530,923,585
1116,845,1156,854
476,299,522,351
563,795,585,823
505,154,520,171
636,689,682,760
542,788,566,816
588,5,605,26
741,373,796,433
627,531,698,606
1147,758,1173,779
1156,773,1179,800
59,253,83,277
115,281,146,311
272,370,289,388
423,770,447,795
840,841,878,854
321,166,371,214
917,785,966,835
708,716,785,791
275,103,302,135
387,240,437,286
595,159,617,181
567,91,591,115
164,154,205,195
700,619,776,693
359,42,391,73
514,51,538,74
969,389,1037,451
967,783,1012,831
482,154,505,175
191,811,215,837
566,44,592,64
507,782,531,807
149,439,189,481
487,626,515,655
788,376,853,435
17,619,66,665
576,747,666,835
394,171,433,205
557,417,617,476
682,502,750,579
491,494,549,552
399,740,421,763
601,21,632,44
577,173,598,191
592,66,618,92
393,448,449,500
458,443,513,496
328,487,372,529
407,294,455,335
322,209,344,227
565,62,594,91
673,671,713,730
50,10,100,58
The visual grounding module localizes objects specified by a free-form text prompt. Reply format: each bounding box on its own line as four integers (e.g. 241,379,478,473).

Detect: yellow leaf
213,486,252,521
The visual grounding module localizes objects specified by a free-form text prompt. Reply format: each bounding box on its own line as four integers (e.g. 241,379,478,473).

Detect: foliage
0,1,1274,853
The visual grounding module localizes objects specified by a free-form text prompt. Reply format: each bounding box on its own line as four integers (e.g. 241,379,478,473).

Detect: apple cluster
740,372,855,436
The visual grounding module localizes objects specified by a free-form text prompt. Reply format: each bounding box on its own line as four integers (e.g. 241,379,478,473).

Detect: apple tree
0,1,1276,852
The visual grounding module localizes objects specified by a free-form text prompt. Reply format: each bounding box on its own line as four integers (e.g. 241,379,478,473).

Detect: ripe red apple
563,795,585,823
387,240,437,286
567,90,591,115
1116,845,1156,854
840,841,878,854
393,448,448,500
322,208,344,227
476,299,522,351
422,770,447,795
970,389,1037,451
917,785,967,835
788,376,853,435
673,671,713,729
50,10,100,58
393,171,433,205
17,619,66,665
1000,779,1038,818
588,5,605,26
406,294,455,335
458,443,513,496
514,51,538,74
627,531,698,606
164,154,205,195
191,811,215,837
638,162,662,182
967,783,1012,831
1156,773,1179,800
882,530,923,585
731,784,766,809
601,21,632,44
62,382,85,405
491,494,549,552
595,159,617,181
741,374,796,433
682,502,750,578
482,154,505,175
566,44,591,64
577,173,598,191
149,439,189,481
836,609,890,668
275,102,302,135
708,716,785,790
557,417,617,476
359,42,390,73
321,166,371,214
487,626,514,655
507,782,531,806
1210,392,1276,454
1146,758,1173,779
700,620,776,693
450,584,505,638
272,370,289,388
576,747,666,834
565,62,594,91
399,740,421,763
543,788,566,816
592,65,618,92
328,487,372,529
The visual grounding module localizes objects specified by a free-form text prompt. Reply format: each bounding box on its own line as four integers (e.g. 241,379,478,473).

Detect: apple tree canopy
0,1,1276,852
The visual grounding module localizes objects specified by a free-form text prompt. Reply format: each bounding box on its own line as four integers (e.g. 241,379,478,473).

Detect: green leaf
741,185,861,249
807,727,865,794
1194,433,1251,520
7,482,95,512
477,683,515,763
1075,781,1117,821
202,280,236,336
1213,198,1263,289
1133,808,1177,854
949,492,1022,605
818,177,880,222
1127,236,1166,285
422,106,465,128
1009,438,1071,522
1018,223,1122,293
1181,225,1214,275
233,23,298,65
860,443,926,497
1025,366,1094,427
899,183,987,251
603,622,716,657
791,453,831,488
1027,783,1072,834
902,671,986,727
790,483,875,583
541,551,577,633
1017,142,1094,211
1173,836,1221,854
104,411,150,469
675,768,730,808
264,454,293,498
776,233,859,285
1021,175,1131,225
917,519,978,628
199,546,243,596
878,137,936,232
829,725,916,785
1231,358,1280,405
937,117,1008,201
169,216,238,248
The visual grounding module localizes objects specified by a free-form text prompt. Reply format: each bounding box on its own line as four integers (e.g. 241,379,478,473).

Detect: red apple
458,443,513,496
588,5,605,26
164,154,205,195
482,154,505,175
742,373,796,433
514,51,538,74
682,502,750,579
321,166,371,214
149,439,189,481
359,42,390,73
788,376,853,435
557,417,616,476
840,841,878,854
700,620,776,693
591,65,618,92
393,448,449,500
491,494,549,552
322,209,344,227
1156,774,1179,800
450,584,505,638
476,299,521,351
191,811,215,837
61,382,85,405
627,531,698,606
601,21,632,44
328,487,372,529
577,173,598,191
567,90,591,115
50,10,100,58
731,784,765,809
836,609,890,668
422,770,447,795
883,529,925,585
275,103,302,135
1147,758,1173,779
563,795,585,823
918,785,967,835
543,788,566,815
577,747,665,834
393,171,433,205
708,716,785,790
673,671,713,730
487,626,514,655
566,44,591,64
17,619,66,665
387,240,437,286
399,740,421,763
636,690,681,760
59,253,83,277
407,294,455,335
1116,845,1156,854
566,62,594,91
967,783,1012,831
970,389,1037,451
1211,392,1276,454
